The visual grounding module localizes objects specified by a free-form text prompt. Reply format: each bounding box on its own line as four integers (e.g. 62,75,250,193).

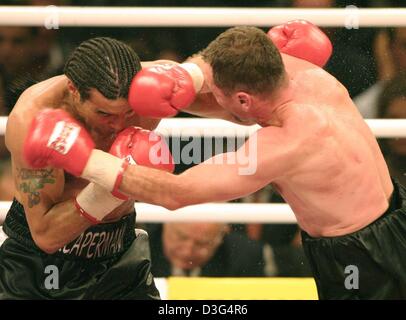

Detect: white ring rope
0,117,6,136
155,118,406,138
0,202,296,225
0,6,405,27
1,117,406,138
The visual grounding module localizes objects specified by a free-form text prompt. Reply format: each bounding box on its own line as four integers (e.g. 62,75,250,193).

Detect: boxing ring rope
155,118,406,138
0,117,6,136
0,6,406,27
1,117,406,137
0,202,296,226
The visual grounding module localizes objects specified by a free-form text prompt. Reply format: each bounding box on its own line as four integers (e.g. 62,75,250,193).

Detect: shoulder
290,63,349,100
5,83,40,162
5,107,37,165
284,103,331,136
7,75,66,125
253,105,326,145
253,104,331,158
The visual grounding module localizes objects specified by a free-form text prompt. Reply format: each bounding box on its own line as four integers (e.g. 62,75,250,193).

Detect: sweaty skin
118,54,393,237
5,75,160,253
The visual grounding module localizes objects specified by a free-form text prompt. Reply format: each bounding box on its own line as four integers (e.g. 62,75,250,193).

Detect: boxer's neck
254,78,294,127
61,89,80,119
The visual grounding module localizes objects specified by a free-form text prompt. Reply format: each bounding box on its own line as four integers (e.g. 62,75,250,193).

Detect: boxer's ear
67,80,81,102
236,92,251,113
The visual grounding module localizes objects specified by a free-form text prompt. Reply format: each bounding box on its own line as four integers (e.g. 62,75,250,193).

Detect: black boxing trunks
0,199,160,300
302,179,406,299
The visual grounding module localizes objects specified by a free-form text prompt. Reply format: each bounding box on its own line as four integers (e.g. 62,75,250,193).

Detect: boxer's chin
94,126,115,137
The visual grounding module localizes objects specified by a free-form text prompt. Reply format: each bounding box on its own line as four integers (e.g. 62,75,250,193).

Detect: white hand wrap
81,149,126,193
75,182,124,224
179,63,205,93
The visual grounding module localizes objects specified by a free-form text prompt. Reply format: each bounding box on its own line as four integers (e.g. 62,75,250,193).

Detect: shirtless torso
183,53,394,237
268,55,392,237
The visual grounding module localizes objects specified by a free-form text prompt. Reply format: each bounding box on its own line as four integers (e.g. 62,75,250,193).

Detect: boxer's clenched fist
109,126,175,199
23,108,123,192
267,20,333,67
24,108,95,176
74,127,174,224
128,63,204,118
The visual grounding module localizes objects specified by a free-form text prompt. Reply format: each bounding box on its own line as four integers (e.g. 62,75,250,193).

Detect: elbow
42,246,60,255
164,199,184,211
32,234,61,254
162,188,187,211
157,175,191,210
36,243,60,255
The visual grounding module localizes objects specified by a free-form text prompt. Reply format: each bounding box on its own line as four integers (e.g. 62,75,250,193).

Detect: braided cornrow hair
64,37,141,101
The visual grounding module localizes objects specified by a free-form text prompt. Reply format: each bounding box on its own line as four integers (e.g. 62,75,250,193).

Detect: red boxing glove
128,63,204,118
109,126,175,199
24,108,95,176
267,20,333,67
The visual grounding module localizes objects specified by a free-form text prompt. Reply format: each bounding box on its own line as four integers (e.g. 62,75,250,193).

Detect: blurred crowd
1,0,406,278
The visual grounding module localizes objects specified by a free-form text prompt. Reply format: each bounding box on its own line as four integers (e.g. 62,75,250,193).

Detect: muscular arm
120,126,295,209
7,107,97,253
14,165,92,253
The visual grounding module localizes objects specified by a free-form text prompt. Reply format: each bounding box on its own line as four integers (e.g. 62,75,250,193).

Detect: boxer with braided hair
1,37,173,299
64,37,139,101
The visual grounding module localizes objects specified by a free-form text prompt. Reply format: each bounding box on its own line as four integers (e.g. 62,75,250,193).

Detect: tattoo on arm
17,169,56,208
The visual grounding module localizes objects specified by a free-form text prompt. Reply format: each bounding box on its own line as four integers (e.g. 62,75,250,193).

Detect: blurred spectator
291,0,380,98
0,2,65,201
0,26,64,113
377,72,406,186
0,25,63,201
147,222,274,277
150,29,185,62
126,37,156,61
327,25,378,98
0,27,38,88
157,48,184,62
0,76,14,201
354,28,406,118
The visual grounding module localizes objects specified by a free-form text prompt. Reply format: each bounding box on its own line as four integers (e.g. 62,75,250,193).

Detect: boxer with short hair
1,37,174,299
126,23,406,299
